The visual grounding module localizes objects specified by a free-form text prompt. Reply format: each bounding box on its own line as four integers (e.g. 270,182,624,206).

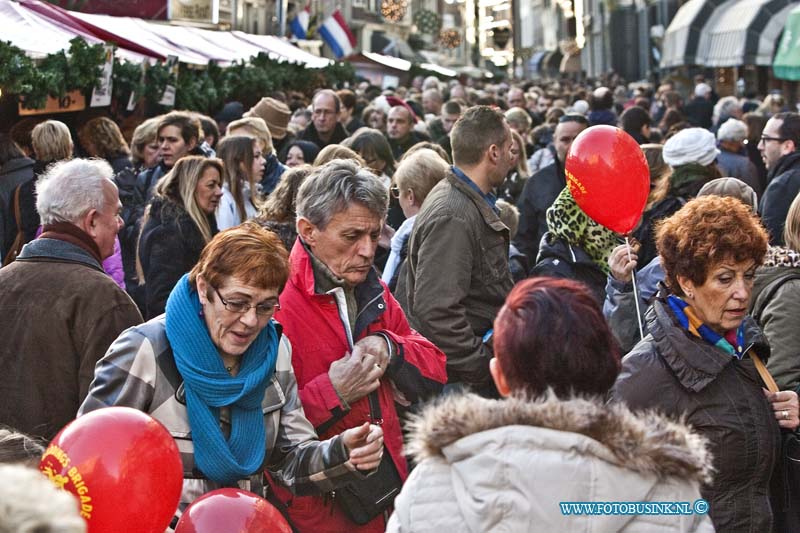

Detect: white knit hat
663,128,720,167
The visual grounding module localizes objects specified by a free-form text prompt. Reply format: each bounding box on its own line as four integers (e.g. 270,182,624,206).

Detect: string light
439,29,462,49
381,0,408,22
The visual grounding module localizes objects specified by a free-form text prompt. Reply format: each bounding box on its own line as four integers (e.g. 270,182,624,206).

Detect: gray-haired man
0,159,143,439
270,159,446,531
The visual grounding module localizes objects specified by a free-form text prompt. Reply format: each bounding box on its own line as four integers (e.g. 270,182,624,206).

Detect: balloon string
625,236,645,341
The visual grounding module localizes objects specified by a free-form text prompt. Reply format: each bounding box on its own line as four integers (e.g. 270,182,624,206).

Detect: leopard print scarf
763,245,800,267
545,187,620,275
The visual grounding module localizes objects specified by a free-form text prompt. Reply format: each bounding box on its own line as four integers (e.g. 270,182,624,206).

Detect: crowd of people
1,72,800,532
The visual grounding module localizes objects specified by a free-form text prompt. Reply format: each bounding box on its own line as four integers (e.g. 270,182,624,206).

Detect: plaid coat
79,316,362,525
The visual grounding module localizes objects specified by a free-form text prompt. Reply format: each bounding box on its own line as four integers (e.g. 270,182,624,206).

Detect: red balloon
175,488,292,533
565,125,650,234
39,407,183,533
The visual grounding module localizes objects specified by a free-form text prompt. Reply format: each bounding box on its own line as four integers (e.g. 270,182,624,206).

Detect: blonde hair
393,149,448,206
130,116,161,166
313,145,365,167
154,156,222,243
510,130,530,179
227,117,273,155
31,120,72,162
785,193,800,252
496,199,520,238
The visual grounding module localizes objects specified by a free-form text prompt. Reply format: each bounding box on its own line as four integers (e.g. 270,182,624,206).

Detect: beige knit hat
244,97,291,140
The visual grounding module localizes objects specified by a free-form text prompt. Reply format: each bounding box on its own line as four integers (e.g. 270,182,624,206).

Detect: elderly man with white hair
716,118,761,196
0,158,142,440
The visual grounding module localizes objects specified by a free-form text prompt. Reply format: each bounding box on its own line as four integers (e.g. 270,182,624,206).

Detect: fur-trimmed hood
405,392,712,484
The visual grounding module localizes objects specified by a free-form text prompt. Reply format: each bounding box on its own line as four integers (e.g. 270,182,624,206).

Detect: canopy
2,0,147,62
695,0,798,67
359,51,412,72
12,0,331,68
232,32,332,68
774,4,800,79
660,0,726,68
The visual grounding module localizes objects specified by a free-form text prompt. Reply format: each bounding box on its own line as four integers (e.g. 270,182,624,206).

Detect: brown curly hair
655,196,768,295
78,117,130,159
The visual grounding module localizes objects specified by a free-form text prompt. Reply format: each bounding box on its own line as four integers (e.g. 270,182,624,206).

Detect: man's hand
354,335,391,371
329,344,383,405
342,422,384,471
608,242,640,283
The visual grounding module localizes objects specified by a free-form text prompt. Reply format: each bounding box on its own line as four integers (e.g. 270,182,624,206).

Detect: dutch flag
290,6,310,39
319,9,357,59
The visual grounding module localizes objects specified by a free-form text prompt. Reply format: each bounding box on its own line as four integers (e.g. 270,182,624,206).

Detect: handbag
749,350,800,532
334,391,402,525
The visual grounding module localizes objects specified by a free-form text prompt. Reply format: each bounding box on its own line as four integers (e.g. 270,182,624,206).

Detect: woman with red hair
388,277,713,532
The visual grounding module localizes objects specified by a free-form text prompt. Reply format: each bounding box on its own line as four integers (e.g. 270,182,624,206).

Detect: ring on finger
783,409,790,420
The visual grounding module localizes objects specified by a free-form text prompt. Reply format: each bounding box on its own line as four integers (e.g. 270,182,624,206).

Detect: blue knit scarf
165,274,279,484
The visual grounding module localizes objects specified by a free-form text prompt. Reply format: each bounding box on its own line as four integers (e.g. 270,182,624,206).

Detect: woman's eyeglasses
213,287,280,316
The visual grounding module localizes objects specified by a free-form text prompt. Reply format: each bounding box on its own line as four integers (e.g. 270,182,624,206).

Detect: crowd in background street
3,71,800,532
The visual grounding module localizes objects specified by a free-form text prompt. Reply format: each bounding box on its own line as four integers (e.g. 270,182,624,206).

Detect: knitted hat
716,118,748,142
663,127,720,167
697,177,758,211
244,97,291,140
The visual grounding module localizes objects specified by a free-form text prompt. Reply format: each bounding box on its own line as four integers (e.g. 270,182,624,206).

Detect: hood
0,156,35,176
404,393,711,532
407,392,711,481
537,234,601,269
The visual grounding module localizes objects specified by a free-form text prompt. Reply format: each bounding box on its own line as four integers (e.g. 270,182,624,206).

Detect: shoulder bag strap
750,349,779,394
13,184,22,227
368,390,383,424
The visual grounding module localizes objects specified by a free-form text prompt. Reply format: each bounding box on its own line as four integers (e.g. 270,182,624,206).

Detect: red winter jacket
269,239,447,532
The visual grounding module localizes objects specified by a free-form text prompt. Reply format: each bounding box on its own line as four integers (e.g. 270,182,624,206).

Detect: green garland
0,37,105,109
0,37,356,114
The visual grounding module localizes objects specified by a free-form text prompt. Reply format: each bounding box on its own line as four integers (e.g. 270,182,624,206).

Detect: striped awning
660,0,726,68
696,0,799,67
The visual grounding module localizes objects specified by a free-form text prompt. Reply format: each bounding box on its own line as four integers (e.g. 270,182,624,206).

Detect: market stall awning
0,0,104,58
232,32,332,68
774,4,800,78
359,52,412,72
696,0,798,67
660,0,726,68
17,0,163,62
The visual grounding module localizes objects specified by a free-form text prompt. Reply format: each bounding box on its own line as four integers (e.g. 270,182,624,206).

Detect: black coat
530,234,607,305
138,197,217,319
0,156,34,257
514,161,566,265
760,151,800,245
298,122,348,149
3,160,52,258
610,294,780,532
388,130,431,160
